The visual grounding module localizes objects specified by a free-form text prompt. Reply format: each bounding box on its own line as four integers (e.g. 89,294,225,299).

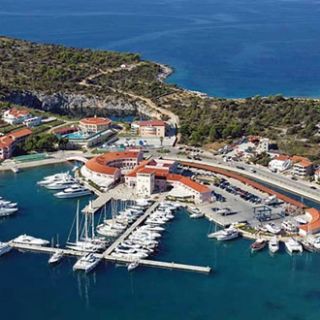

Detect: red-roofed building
131,119,166,137
125,158,211,203
268,154,292,172
0,128,32,160
291,156,313,177
2,108,31,125
299,208,320,235
79,116,112,134
80,150,143,188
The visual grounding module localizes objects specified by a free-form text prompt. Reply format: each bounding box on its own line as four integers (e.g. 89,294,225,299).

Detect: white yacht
268,237,280,254
0,242,12,256
285,238,303,254
54,185,91,198
45,180,77,190
208,227,239,241
73,253,101,273
265,223,282,235
12,234,50,246
48,251,64,264
37,172,72,186
127,261,139,271
0,206,18,217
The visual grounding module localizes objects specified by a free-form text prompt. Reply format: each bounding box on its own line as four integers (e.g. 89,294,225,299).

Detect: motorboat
73,253,101,273
37,172,72,186
48,251,64,264
281,220,298,234
96,225,121,237
0,242,11,256
135,199,152,208
66,241,101,253
301,236,320,252
251,239,266,253
265,223,281,235
208,227,239,241
45,180,77,190
127,261,139,271
0,201,17,208
12,234,50,246
54,185,91,198
268,237,279,254
140,225,165,232
190,212,204,219
285,238,303,254
0,206,18,217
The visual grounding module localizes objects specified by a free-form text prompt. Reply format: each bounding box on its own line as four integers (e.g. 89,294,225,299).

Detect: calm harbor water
1,164,320,320
1,0,320,98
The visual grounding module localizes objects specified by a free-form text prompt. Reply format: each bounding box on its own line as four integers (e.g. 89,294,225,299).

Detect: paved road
153,148,320,204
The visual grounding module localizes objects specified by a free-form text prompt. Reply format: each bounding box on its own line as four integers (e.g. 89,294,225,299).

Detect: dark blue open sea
1,0,320,98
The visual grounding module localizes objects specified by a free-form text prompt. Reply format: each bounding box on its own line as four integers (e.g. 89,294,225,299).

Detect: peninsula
1,36,320,159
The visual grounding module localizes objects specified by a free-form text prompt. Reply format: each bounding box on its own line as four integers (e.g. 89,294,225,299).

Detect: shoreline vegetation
1,36,320,158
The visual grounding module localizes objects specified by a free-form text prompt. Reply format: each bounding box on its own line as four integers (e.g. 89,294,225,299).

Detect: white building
268,155,292,172
2,108,31,125
23,116,42,128
256,138,269,154
80,151,143,188
125,159,211,203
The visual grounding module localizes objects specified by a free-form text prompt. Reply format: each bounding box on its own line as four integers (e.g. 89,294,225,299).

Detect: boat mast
76,200,79,243
91,211,95,240
84,212,88,240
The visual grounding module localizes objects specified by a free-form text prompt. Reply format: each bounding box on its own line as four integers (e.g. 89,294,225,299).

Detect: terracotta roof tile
80,117,112,126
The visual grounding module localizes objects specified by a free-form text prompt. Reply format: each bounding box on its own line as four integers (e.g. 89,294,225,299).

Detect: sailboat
66,201,104,253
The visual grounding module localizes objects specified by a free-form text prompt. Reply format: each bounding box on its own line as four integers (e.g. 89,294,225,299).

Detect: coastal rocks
1,90,143,117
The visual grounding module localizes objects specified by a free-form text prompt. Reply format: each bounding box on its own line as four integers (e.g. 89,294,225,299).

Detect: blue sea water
1,164,320,320
1,0,320,98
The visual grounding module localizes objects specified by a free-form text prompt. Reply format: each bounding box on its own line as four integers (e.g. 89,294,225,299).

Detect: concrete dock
7,202,212,275
8,242,211,275
103,202,159,256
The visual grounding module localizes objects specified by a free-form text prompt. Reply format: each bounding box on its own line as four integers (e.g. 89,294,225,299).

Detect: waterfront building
131,120,166,137
299,208,320,235
2,108,31,125
0,128,32,160
125,158,211,203
291,156,313,177
81,150,143,188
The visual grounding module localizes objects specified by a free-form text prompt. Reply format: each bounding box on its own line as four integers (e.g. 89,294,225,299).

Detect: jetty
7,201,211,275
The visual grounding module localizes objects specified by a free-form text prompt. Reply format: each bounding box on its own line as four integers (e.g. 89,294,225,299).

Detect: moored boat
54,185,91,198
285,238,303,254
268,237,279,254
251,239,266,253
48,251,64,264
0,242,12,256
73,253,101,273
127,260,139,271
